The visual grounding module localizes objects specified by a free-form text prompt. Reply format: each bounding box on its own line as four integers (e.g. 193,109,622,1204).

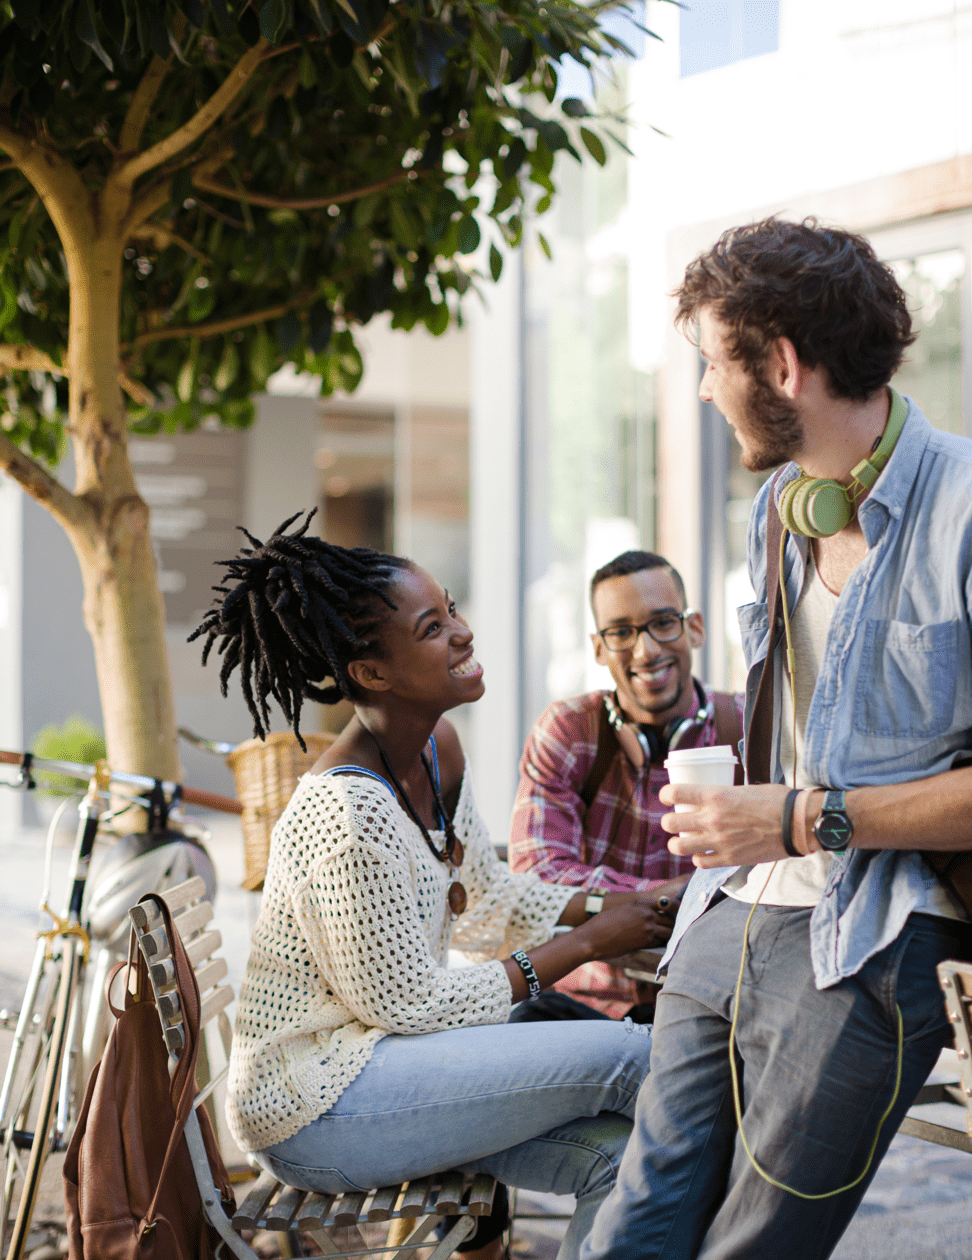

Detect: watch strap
585,893,605,916
781,789,800,857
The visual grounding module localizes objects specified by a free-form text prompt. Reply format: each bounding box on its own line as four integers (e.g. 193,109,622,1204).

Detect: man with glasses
508,549,744,1020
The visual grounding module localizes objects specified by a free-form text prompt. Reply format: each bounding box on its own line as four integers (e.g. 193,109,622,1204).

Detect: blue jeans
258,1019,652,1260
582,899,970,1260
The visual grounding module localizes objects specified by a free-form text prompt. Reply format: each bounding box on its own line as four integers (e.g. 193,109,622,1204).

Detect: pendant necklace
363,728,467,917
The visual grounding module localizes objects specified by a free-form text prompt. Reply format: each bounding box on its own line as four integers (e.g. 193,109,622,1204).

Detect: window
889,249,965,437
680,0,780,78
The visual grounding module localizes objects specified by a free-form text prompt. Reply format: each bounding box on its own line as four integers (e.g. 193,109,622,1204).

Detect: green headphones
777,389,908,538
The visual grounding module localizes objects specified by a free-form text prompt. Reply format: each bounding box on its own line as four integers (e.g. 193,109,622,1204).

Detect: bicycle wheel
1,939,82,1260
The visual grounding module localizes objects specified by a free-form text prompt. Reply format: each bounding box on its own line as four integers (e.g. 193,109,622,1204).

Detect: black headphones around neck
605,678,712,765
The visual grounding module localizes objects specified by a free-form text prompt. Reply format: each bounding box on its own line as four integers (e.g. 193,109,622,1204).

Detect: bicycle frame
0,751,241,1260
1,763,107,1260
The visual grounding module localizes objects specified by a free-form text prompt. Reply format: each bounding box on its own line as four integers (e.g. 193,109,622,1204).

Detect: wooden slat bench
897,958,972,1154
128,877,497,1258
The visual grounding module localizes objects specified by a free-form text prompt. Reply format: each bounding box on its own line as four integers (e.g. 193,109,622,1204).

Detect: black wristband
781,789,801,857
510,949,542,1000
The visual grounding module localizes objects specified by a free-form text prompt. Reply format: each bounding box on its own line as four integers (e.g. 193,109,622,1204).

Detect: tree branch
126,181,177,234
125,141,237,235
118,54,173,155
0,121,34,166
117,372,157,407
114,39,271,187
0,345,64,374
0,125,95,257
130,222,211,264
0,345,156,406
0,430,88,531
129,302,296,349
191,168,413,210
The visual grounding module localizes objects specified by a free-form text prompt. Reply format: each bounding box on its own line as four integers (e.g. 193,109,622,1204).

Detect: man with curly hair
583,218,972,1259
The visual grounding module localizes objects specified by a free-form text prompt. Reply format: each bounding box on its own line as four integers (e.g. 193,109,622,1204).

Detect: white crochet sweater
226,765,576,1152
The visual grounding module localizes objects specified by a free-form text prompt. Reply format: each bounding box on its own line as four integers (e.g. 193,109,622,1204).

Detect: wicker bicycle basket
226,730,334,891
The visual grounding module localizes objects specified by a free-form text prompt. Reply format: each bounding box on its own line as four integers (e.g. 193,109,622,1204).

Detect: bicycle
0,749,241,1260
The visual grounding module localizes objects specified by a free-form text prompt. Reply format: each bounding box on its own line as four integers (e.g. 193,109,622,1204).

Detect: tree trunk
61,232,179,786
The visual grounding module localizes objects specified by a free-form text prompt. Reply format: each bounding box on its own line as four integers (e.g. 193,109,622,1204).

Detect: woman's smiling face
349,565,485,709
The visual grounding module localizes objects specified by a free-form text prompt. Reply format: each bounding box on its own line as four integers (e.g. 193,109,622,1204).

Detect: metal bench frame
127,878,497,1258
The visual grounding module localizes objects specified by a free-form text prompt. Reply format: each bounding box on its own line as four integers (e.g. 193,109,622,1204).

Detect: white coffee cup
664,745,738,816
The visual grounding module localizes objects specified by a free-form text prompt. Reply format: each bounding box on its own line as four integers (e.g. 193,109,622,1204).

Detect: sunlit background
2,0,972,842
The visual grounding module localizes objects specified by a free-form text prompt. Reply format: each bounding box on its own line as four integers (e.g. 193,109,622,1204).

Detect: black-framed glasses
597,609,697,652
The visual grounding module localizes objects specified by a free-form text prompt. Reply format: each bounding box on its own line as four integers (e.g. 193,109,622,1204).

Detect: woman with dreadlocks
192,512,673,1260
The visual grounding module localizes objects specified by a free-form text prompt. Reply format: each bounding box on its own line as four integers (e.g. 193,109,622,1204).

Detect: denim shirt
660,397,972,988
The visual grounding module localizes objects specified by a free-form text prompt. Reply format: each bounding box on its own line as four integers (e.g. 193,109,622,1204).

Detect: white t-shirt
724,552,966,919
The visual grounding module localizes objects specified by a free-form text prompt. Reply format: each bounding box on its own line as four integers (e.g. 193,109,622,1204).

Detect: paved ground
1,804,971,1258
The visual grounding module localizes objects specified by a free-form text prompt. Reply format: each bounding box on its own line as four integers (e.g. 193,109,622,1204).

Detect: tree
0,0,635,784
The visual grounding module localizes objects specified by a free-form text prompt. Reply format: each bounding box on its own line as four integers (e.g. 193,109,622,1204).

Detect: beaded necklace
363,728,467,916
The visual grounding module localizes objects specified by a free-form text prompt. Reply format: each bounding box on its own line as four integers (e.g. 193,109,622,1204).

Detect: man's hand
658,783,794,868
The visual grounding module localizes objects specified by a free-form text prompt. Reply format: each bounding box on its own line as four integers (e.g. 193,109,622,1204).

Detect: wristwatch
813,790,854,852
585,894,605,917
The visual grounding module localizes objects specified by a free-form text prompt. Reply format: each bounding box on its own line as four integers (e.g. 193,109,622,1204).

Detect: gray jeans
582,897,970,1260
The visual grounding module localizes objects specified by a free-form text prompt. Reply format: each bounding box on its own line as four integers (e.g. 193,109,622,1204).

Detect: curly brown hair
674,217,915,401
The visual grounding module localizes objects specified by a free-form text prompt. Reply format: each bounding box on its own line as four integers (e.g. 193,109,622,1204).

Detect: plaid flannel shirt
508,684,745,1017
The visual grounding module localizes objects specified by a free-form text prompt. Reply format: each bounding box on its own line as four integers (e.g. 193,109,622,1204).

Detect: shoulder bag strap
745,471,787,786
579,699,619,812
137,892,205,1237
712,692,746,785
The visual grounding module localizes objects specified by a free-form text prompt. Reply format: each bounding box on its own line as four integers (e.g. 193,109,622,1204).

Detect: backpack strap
745,471,787,785
712,691,746,785
579,699,619,812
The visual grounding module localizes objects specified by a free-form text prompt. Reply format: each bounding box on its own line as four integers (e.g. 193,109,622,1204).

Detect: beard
737,371,804,472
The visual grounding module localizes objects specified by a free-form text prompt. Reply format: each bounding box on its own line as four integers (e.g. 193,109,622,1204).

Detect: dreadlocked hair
188,509,412,751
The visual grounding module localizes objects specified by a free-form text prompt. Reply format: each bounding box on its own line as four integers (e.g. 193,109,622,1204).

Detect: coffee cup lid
664,744,737,767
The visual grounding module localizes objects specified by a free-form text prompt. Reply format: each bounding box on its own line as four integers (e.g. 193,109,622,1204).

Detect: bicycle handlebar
0,749,243,816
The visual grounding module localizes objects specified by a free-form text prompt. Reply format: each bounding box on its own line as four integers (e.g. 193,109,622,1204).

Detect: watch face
816,812,853,851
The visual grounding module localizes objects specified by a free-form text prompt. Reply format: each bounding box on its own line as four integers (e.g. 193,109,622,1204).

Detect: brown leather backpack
63,894,234,1259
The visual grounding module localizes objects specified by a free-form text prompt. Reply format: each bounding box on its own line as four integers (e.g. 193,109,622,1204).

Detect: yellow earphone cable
725,529,904,1200
778,529,798,789
729,892,903,1199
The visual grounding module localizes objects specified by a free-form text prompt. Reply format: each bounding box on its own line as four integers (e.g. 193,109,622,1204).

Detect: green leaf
214,340,239,391
74,0,114,71
580,127,607,166
259,0,289,45
606,128,634,158
561,98,589,118
390,201,419,251
304,0,334,35
537,231,552,260
353,193,381,228
535,193,551,215
308,300,333,353
176,356,195,403
277,309,302,354
425,302,449,336
0,278,19,332
502,138,527,180
251,328,274,387
456,216,481,255
298,50,317,89
538,121,569,152
489,243,502,282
